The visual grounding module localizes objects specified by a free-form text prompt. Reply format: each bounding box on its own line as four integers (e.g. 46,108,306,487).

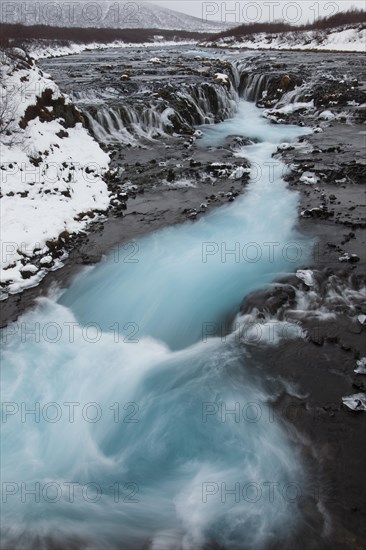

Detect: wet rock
355,358,366,374
20,265,38,279
279,74,291,90
206,163,232,177
183,208,198,219
39,256,54,269
240,284,296,317
338,253,360,263
308,332,324,346
20,88,84,129
342,393,366,412
296,269,315,287
225,135,254,150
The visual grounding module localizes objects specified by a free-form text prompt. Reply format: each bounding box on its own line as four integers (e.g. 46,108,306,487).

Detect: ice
342,393,366,411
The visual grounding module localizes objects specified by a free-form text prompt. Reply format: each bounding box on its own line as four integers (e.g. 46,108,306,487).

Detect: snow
338,253,360,263
0,51,110,296
263,101,316,124
149,57,162,64
300,172,318,185
20,264,38,274
29,40,196,60
355,358,366,375
1,0,227,32
342,393,366,412
214,73,229,84
296,269,315,287
318,110,336,120
40,255,53,265
266,101,315,116
203,24,366,53
229,166,249,180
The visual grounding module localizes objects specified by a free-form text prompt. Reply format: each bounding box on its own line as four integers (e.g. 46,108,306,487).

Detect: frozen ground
29,39,196,60
0,49,110,295
202,24,366,53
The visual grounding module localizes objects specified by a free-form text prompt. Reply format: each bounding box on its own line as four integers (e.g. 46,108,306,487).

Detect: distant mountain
0,0,229,32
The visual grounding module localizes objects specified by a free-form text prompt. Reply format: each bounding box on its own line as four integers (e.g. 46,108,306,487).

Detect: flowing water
1,97,313,549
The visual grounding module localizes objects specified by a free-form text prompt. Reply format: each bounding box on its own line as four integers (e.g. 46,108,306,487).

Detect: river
1,48,317,550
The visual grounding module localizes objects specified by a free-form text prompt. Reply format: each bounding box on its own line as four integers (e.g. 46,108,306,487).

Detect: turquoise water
1,101,312,549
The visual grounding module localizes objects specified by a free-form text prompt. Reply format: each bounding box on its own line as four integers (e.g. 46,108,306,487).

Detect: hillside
200,9,366,52
0,24,207,51
0,0,227,32
201,23,366,53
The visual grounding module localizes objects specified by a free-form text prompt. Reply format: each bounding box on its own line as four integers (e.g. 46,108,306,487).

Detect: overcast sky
147,0,364,24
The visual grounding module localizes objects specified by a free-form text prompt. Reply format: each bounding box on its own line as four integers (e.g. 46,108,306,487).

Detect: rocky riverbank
234,51,366,548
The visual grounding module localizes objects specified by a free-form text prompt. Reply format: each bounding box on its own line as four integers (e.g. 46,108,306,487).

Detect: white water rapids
1,100,313,549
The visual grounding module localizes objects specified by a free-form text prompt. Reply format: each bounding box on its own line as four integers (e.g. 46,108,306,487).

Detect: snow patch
202,24,366,53
29,40,196,60
342,393,366,412
0,51,110,296
214,73,229,84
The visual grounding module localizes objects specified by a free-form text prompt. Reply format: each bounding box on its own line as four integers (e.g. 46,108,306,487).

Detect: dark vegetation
0,9,364,49
205,8,366,41
19,88,84,130
0,23,209,49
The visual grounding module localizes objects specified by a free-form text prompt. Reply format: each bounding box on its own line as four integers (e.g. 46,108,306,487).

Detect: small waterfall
229,62,241,91
82,81,239,145
82,66,304,147
242,73,273,102
84,104,175,145
66,60,301,145
179,83,238,125
84,107,139,145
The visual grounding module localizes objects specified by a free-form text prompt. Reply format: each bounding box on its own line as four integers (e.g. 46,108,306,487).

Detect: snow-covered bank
0,49,110,296
28,39,196,60
201,24,366,53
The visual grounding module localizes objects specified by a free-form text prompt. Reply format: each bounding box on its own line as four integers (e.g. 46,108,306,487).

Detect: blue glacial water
1,101,313,549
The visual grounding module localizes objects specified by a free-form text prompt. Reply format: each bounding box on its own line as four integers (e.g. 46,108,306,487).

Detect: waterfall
242,73,273,102
82,82,239,145
84,107,139,145
71,62,300,148
84,104,173,145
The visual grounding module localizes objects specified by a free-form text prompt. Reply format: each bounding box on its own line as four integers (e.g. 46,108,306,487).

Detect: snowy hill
0,0,227,32
0,49,111,296
201,23,366,52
